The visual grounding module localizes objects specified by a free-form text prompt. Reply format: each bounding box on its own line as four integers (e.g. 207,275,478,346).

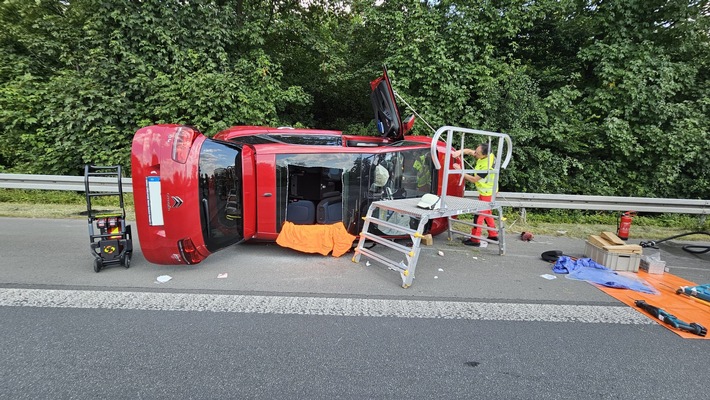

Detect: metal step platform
352,196,506,288
352,126,512,288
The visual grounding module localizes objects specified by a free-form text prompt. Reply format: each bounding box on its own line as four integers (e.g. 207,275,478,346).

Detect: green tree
1,0,708,201
0,0,310,174
517,0,710,198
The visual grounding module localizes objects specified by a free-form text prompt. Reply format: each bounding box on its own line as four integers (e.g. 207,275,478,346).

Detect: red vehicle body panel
131,125,205,264
131,70,465,265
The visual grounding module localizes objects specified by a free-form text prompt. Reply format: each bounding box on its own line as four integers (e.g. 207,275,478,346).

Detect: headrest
417,194,441,210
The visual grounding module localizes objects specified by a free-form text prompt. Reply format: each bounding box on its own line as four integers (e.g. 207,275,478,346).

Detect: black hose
639,231,710,255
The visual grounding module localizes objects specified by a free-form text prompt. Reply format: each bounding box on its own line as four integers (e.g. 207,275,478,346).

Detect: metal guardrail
0,173,128,193
487,192,710,215
1,173,709,215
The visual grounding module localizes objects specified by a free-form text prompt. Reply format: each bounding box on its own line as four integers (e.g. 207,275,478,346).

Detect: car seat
286,200,316,225
317,193,342,224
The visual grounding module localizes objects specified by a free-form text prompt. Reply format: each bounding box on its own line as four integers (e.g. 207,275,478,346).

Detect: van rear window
198,140,244,252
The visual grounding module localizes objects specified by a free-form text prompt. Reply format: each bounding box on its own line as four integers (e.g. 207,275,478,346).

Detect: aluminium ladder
352,126,513,288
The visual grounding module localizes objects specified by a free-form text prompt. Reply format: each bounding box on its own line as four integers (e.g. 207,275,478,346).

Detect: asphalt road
1,217,709,399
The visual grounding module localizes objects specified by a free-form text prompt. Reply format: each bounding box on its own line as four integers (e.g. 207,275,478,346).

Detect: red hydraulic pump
617,211,637,240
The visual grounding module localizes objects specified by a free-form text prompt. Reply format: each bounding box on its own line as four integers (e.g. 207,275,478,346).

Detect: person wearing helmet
451,143,498,246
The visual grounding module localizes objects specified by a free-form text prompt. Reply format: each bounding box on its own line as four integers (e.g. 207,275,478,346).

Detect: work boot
462,238,481,247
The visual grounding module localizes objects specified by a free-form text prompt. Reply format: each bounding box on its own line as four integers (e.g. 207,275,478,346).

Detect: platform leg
352,204,377,263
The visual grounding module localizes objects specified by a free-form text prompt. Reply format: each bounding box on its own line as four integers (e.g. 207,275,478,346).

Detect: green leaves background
1,0,708,199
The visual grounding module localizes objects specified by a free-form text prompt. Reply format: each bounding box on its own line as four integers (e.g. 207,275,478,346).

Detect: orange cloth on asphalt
595,270,710,340
276,221,356,257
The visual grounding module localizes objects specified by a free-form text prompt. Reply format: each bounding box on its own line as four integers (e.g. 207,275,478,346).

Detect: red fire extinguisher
617,211,637,240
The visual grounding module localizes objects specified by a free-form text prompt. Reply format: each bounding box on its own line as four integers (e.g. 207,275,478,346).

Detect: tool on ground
541,250,577,263
616,211,636,240
640,232,710,255
634,300,707,337
676,284,710,303
541,250,563,262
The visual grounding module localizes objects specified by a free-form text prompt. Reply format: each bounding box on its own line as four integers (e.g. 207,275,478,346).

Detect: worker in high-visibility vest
451,143,498,246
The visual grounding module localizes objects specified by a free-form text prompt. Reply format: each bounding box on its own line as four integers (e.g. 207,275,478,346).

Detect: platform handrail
430,126,513,170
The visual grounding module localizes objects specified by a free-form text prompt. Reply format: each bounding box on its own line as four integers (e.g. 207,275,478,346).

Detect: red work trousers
472,194,497,238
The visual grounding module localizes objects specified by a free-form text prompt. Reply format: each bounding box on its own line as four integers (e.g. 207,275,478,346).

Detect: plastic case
639,256,666,274
584,241,641,272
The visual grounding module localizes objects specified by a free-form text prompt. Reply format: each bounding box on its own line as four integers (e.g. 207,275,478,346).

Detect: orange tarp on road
276,221,356,257
595,270,710,339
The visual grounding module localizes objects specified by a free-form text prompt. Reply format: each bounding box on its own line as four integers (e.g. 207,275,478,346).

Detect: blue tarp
553,256,659,295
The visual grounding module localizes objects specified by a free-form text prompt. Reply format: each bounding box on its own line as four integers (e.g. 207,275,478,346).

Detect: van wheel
122,252,132,269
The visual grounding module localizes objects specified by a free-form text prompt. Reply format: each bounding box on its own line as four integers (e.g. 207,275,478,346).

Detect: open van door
370,67,415,141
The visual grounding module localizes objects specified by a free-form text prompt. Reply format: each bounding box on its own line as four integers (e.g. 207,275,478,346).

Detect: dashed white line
0,288,652,324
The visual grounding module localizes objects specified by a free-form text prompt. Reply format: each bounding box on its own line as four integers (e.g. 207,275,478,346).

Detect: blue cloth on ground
553,256,658,295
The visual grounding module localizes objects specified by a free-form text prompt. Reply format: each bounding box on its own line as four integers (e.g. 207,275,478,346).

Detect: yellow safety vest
474,154,496,196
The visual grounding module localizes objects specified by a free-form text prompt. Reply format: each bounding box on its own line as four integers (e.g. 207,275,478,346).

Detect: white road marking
0,288,652,324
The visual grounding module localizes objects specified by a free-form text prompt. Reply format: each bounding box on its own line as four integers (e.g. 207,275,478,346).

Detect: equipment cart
84,165,133,272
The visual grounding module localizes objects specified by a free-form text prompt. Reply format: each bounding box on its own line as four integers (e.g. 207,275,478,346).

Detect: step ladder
352,126,512,288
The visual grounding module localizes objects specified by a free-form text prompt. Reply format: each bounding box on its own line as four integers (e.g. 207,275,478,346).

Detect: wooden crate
584,232,642,272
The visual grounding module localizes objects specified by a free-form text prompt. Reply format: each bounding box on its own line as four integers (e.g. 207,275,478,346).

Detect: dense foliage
1,0,708,199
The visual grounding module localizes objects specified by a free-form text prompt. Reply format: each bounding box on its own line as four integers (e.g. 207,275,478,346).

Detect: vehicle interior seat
286,200,316,225
317,192,342,224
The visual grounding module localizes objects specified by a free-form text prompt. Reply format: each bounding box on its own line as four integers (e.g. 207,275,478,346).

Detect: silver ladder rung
360,232,416,256
365,216,417,236
355,247,406,273
449,227,499,237
448,227,474,237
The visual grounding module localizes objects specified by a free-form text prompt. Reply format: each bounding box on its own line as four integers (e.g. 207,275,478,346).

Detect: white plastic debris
438,268,444,272
472,256,478,260
434,276,438,279
217,273,228,279
438,251,444,256
479,242,488,248
156,275,172,283
366,261,371,266
540,274,557,280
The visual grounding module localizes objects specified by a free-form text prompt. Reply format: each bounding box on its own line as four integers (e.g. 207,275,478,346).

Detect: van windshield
198,140,244,252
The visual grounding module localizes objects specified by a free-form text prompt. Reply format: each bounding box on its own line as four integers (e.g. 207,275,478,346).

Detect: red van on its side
131,69,464,265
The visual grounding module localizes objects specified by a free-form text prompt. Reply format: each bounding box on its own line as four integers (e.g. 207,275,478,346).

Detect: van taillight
177,238,202,264
172,126,197,163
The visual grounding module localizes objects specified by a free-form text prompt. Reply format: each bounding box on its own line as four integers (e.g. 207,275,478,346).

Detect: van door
370,67,411,141
197,140,256,253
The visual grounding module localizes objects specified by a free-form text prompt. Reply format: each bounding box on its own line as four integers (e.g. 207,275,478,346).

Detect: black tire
93,258,102,273
123,252,132,269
